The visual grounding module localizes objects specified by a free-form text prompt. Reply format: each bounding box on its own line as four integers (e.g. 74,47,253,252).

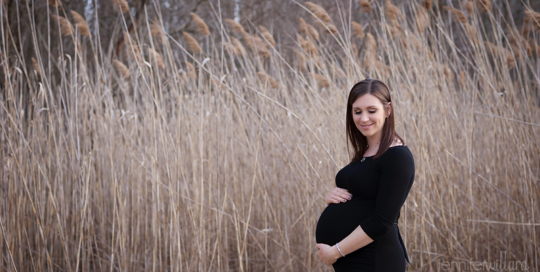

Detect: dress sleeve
359,148,415,240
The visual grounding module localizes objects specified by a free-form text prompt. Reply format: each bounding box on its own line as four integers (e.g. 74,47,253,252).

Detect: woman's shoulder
381,144,414,163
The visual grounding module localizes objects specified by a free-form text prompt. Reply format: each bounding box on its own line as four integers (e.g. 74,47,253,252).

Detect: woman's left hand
316,243,341,265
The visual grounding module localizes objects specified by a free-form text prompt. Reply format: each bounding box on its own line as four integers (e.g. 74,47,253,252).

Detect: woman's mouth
360,123,373,129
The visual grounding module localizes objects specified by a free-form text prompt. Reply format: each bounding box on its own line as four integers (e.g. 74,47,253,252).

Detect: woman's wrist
333,243,345,258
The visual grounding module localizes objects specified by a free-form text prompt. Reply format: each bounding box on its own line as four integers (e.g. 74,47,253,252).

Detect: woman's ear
386,102,392,117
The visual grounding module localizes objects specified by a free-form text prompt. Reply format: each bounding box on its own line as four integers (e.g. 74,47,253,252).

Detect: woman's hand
326,187,352,205
316,243,341,265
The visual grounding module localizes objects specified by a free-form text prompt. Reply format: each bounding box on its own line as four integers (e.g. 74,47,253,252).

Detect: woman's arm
357,148,414,241
316,225,373,265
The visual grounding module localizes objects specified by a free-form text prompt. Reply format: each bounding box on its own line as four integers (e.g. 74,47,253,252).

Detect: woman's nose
360,113,369,122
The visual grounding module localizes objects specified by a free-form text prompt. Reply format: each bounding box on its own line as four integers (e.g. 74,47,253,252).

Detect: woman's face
351,93,391,140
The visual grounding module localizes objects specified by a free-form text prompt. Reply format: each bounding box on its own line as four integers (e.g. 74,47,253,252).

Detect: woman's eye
369,111,376,113
355,112,360,114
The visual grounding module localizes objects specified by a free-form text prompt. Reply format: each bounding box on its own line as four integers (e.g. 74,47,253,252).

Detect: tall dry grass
1,0,539,271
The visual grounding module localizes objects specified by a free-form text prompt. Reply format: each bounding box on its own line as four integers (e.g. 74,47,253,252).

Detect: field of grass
1,0,539,271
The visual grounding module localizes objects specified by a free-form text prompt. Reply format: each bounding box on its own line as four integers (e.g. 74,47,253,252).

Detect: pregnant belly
315,199,375,245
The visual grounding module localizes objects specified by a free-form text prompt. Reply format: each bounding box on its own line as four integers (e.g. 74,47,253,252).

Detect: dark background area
3,0,540,65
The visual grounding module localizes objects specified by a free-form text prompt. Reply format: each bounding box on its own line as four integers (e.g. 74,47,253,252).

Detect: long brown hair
346,79,404,163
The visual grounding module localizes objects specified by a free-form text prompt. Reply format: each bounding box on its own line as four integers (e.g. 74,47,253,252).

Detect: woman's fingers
336,188,352,199
334,192,351,201
333,194,350,203
326,188,352,204
338,189,352,200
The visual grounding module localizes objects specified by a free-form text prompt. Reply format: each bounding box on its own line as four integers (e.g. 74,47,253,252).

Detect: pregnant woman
315,79,415,271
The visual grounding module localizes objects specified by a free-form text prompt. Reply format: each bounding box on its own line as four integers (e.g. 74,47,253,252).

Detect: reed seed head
185,62,197,79
111,0,129,14
48,0,62,7
297,33,306,47
305,2,332,24
484,41,514,66
222,41,236,55
409,34,421,50
363,52,376,70
305,2,337,35
525,10,540,30
477,0,491,13
416,6,429,32
324,23,339,35
223,38,246,57
375,61,391,75
70,11,90,37
385,0,404,21
464,23,479,45
75,40,83,52
304,36,318,57
530,39,540,56
421,0,433,10
190,13,210,36
243,33,270,58
309,72,329,88
258,25,276,47
307,24,320,41
231,37,247,57
442,64,454,80
294,49,307,72
122,32,141,61
113,60,130,78
52,15,74,37
151,19,164,44
385,22,403,38
357,0,372,13
332,62,346,79
257,72,279,88
313,20,338,35
299,17,308,34
128,44,141,62
31,57,42,77
352,22,365,39
464,0,474,16
183,32,202,53
148,48,164,68
225,19,246,36
509,31,531,57
366,32,377,53
443,6,468,24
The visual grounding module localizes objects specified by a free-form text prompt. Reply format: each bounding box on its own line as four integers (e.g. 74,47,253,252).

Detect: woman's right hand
326,187,352,205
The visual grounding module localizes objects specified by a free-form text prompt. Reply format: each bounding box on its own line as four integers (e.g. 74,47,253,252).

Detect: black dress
315,145,415,272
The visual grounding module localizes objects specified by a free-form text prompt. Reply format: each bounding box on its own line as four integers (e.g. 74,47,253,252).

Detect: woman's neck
366,134,382,148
